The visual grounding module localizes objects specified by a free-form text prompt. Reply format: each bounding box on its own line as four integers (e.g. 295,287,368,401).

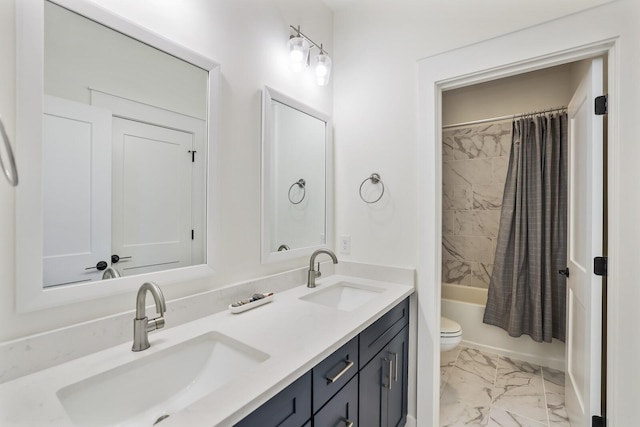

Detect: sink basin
56,331,269,427
300,281,384,311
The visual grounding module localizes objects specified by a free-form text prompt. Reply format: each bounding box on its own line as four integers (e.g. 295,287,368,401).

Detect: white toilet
440,316,463,352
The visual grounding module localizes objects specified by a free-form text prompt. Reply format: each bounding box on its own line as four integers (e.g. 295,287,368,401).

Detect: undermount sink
300,281,384,311
56,331,269,427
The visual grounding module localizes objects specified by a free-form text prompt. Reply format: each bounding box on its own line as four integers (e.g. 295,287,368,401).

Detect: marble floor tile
440,399,490,427
442,346,462,367
487,406,547,427
492,357,547,423
441,378,493,407
542,367,569,426
440,347,569,427
496,357,542,387
441,346,462,395
449,348,499,385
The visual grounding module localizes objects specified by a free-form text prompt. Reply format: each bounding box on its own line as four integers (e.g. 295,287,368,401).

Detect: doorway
416,36,616,427
437,58,607,426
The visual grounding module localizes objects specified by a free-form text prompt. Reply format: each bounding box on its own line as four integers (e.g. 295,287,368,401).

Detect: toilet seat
441,316,462,337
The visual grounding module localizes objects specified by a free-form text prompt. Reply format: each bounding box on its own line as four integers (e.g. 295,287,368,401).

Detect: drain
153,414,170,425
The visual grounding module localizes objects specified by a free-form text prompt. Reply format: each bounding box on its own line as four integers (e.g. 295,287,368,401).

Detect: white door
111,117,193,275
565,57,604,425
42,96,112,287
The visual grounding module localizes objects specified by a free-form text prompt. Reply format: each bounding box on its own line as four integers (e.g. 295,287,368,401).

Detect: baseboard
461,339,565,371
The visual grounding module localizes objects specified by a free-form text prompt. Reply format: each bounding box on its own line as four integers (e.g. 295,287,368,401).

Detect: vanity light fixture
288,25,332,86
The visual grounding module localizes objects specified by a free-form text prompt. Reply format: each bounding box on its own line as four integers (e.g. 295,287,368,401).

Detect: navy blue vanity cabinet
234,297,410,427
233,371,311,427
313,375,359,427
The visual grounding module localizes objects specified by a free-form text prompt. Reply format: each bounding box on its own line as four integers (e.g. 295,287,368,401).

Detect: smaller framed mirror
261,87,333,263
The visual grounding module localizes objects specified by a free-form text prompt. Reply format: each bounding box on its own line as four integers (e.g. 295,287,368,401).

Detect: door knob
111,254,132,264
85,261,108,271
558,267,570,278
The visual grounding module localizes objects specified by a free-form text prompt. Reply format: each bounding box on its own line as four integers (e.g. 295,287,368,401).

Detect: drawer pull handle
382,357,394,389
343,419,354,427
326,359,355,383
391,351,398,381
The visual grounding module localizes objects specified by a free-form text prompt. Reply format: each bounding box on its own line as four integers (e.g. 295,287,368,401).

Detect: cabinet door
359,351,388,427
359,326,409,427
386,326,409,427
314,375,358,427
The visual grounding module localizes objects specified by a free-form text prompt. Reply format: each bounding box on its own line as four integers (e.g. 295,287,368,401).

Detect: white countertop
0,274,414,427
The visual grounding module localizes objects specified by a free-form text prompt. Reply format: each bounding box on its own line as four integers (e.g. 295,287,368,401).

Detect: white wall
0,0,332,342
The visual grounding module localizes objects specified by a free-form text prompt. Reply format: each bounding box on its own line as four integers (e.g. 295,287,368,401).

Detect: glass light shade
288,36,310,72
314,53,332,86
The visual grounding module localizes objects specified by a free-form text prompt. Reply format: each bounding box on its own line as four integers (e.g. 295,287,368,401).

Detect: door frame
417,33,618,426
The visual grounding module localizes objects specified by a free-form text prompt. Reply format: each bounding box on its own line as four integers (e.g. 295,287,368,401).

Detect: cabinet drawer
234,371,311,427
313,336,358,411
359,298,409,367
313,374,358,427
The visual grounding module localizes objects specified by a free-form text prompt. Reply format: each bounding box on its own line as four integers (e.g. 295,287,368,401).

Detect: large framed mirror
261,87,333,263
16,0,219,311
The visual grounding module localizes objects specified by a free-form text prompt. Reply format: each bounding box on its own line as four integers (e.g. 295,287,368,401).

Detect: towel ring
288,179,306,204
0,116,18,187
359,173,384,204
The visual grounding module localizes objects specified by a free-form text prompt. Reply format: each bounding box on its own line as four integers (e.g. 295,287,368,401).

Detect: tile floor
440,346,570,427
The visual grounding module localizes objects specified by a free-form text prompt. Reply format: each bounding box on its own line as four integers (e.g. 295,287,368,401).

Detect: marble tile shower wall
442,122,512,289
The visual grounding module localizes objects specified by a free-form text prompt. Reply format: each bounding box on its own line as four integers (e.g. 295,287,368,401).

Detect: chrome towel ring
359,173,384,204
0,116,18,186
288,178,306,204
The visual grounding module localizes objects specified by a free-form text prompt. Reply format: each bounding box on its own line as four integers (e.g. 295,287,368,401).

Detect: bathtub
441,283,565,371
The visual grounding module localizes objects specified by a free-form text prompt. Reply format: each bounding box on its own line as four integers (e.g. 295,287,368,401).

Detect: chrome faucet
132,282,166,352
102,266,121,280
307,249,338,288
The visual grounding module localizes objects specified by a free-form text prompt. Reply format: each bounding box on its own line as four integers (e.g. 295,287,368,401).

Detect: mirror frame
261,86,334,264
15,0,220,312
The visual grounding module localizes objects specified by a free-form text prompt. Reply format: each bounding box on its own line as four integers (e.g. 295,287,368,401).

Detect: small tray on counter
229,293,274,314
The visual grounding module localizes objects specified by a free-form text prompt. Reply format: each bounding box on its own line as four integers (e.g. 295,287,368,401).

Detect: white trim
15,0,220,312
260,86,334,264
417,19,620,427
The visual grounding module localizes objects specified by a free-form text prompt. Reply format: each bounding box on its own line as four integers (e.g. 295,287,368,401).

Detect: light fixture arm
289,25,329,56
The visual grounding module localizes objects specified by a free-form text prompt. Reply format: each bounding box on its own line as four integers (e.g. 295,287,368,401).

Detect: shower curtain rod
442,106,567,129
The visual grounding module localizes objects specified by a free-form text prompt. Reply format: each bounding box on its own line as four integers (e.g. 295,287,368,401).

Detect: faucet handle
316,262,322,278
147,316,165,332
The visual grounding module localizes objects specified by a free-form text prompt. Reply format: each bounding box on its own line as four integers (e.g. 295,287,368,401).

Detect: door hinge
592,415,605,427
594,256,607,276
191,229,194,240
188,150,197,162
595,95,607,115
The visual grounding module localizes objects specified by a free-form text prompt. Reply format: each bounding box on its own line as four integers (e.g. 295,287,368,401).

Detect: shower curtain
483,112,568,343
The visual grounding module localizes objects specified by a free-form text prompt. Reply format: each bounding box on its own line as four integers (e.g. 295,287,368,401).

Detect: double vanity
0,266,414,426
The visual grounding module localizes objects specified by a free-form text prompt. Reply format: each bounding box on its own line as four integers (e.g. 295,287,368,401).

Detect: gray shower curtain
482,112,568,343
